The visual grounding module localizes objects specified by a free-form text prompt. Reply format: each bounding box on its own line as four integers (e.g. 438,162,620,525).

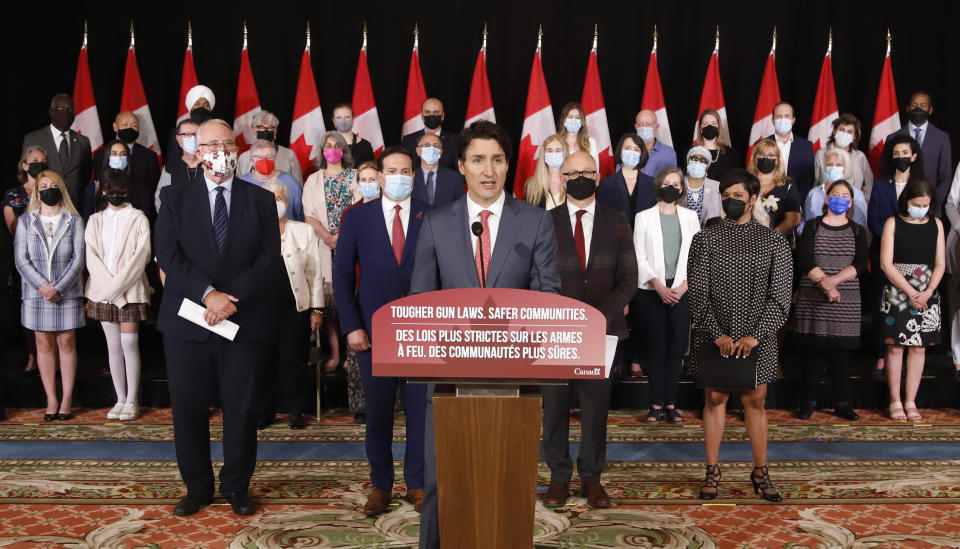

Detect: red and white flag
692,37,730,146
808,36,838,153
233,28,261,155
120,26,160,161
747,36,781,162
401,30,427,139
290,26,325,178
175,24,198,125
640,36,672,149
581,36,613,178
868,41,899,176
352,33,384,158
514,40,553,199
465,35,495,127
70,27,103,156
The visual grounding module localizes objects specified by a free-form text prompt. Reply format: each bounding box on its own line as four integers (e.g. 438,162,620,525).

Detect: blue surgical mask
383,174,414,201
908,205,930,220
686,160,708,179
420,145,442,165
621,149,642,169
108,156,128,170
774,118,793,135
182,136,198,155
636,126,655,142
825,166,845,183
827,196,851,215
544,151,564,169
358,181,380,200
564,117,582,133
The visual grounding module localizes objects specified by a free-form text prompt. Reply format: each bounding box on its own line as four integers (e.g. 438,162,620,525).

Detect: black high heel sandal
751,465,782,502
699,464,721,500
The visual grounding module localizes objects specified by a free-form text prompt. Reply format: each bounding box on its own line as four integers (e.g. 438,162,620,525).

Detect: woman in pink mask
303,131,360,372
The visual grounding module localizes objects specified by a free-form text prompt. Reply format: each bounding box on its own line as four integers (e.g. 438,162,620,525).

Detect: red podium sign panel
371,288,607,379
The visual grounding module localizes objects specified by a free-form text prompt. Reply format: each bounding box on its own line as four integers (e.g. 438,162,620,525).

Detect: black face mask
700,125,719,140
117,127,139,144
423,115,442,130
722,197,747,220
908,108,929,126
27,162,47,179
658,185,681,204
39,187,62,206
756,157,777,174
892,157,913,173
190,107,212,123
50,110,75,132
105,193,128,206
256,129,276,142
565,176,597,200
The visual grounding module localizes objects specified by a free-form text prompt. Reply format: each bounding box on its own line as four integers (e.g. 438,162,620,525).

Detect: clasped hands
715,335,758,358
907,288,933,312
37,284,61,303
203,290,238,326
654,280,687,306
816,274,842,303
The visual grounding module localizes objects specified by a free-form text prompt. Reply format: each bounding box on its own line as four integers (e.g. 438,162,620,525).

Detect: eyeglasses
561,169,598,178
52,106,74,113
177,132,197,137
251,154,276,161
757,153,778,159
199,141,238,151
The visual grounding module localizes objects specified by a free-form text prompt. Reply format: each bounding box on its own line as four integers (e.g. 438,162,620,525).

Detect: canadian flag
465,43,495,127
175,26,198,125
401,31,427,139
70,29,103,156
352,37,384,158
868,43,899,177
233,30,261,155
747,39,781,162
640,39,672,149
513,45,553,199
120,28,160,161
289,27,325,178
693,45,730,146
581,38,613,178
808,38,838,153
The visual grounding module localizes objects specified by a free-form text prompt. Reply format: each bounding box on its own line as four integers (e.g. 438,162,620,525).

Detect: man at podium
410,121,561,549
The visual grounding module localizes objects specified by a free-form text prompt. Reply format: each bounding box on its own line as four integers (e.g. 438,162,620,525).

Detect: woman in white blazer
633,166,701,424
262,181,324,429
684,146,723,227
85,170,153,421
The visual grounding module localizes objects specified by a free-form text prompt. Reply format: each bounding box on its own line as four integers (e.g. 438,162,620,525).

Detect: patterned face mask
201,150,238,178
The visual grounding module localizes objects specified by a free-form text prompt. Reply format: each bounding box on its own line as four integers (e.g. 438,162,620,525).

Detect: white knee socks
120,332,141,405
102,322,126,404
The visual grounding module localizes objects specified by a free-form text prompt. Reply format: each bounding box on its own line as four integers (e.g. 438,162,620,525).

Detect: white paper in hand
603,335,618,379
178,298,239,341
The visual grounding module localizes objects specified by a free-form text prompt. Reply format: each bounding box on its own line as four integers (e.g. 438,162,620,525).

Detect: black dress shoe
797,404,814,420
223,491,257,515
173,493,213,516
257,418,273,430
289,413,305,430
835,406,861,421
44,413,57,422
56,413,72,421
353,412,365,424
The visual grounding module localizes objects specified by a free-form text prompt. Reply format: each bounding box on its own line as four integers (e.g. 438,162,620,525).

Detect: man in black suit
21,94,92,212
883,91,953,208
401,97,458,170
412,133,465,208
768,102,815,200
154,119,281,518
94,111,162,221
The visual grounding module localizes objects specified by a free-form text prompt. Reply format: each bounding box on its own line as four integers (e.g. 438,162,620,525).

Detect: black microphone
471,221,486,288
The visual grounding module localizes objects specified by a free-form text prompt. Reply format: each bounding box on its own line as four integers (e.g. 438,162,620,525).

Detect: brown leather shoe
362,487,392,516
405,488,425,512
582,479,611,508
542,481,569,508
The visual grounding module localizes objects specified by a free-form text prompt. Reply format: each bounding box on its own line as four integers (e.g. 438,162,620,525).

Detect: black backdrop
8,1,960,192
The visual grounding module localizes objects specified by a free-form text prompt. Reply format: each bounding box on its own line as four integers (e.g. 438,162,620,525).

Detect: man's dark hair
332,102,354,114
897,177,937,218
910,90,934,108
176,118,198,133
377,145,417,172
719,168,761,197
457,121,513,164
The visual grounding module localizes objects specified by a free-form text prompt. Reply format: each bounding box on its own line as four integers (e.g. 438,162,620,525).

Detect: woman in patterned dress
879,178,944,422
14,171,85,421
687,169,791,502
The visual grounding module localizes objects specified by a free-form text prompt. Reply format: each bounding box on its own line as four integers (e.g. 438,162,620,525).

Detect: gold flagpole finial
414,22,419,50
652,24,658,53
827,27,833,55
537,24,543,51
187,21,192,50
771,25,777,53
482,23,488,52
886,28,892,54
82,20,88,48
306,21,311,50
592,23,598,51
362,21,368,50
129,20,135,48
242,21,248,50
714,25,719,52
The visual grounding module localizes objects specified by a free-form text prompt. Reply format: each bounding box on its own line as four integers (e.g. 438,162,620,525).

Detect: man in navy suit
412,133,465,208
883,91,953,208
401,97,458,170
154,119,281,518
767,102,815,200
334,145,432,517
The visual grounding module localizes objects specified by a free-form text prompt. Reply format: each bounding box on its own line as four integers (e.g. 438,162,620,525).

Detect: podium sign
371,288,607,379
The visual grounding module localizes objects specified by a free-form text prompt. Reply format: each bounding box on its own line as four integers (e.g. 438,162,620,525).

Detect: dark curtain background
8,1,960,192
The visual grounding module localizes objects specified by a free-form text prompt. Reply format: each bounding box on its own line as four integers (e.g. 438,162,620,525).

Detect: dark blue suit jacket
412,165,465,208
867,175,899,243
334,197,433,338
884,123,953,206
596,170,656,227
768,133,815,200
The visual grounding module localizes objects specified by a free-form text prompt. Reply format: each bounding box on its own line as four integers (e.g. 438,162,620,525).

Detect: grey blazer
684,176,722,227
14,210,86,300
21,127,92,210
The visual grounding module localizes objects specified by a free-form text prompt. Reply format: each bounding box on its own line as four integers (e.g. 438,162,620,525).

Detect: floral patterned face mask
201,150,238,178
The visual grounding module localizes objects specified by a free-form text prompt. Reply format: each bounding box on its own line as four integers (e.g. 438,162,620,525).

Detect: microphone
471,221,486,288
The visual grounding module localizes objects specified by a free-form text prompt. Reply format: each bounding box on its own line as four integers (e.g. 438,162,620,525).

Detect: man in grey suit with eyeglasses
21,94,92,212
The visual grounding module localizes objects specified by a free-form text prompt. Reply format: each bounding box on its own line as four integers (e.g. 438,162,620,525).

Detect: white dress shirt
204,174,234,219
100,204,135,276
776,132,793,170
382,196,411,242
466,191,505,256
49,124,67,154
567,200,596,260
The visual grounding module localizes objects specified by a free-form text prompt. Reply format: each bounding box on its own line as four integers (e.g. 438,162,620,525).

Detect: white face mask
564,117,582,133
686,160,708,179
181,136,198,155
383,174,414,201
544,151,564,169
276,200,287,219
833,131,854,148
774,118,794,136
825,166,845,183
420,146,442,165
201,150,238,178
636,126,655,142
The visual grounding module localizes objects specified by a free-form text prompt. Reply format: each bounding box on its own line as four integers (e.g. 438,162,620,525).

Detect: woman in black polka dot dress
687,169,793,502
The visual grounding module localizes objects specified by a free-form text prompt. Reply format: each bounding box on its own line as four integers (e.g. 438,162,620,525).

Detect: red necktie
474,209,492,286
392,204,405,265
574,209,587,272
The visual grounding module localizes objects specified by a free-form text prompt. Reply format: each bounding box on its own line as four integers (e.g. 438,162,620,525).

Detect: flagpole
242,21,248,50
129,20,135,49
413,22,419,51
82,20,88,48
592,23,598,52
306,22,311,51
652,25,658,54
482,23,487,54
362,21,368,51
827,27,832,56
537,24,542,52
771,26,777,55
714,25,719,53
187,21,192,51
885,28,891,56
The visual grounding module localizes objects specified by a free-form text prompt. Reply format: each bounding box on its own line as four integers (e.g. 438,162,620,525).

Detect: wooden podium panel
433,389,542,549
